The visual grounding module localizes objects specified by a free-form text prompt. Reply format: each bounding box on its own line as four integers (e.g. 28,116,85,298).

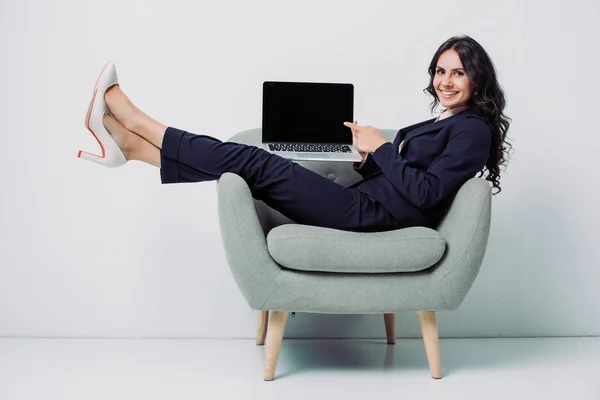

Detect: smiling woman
78,35,511,232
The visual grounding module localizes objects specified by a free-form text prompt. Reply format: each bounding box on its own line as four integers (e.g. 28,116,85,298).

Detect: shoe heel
78,133,126,168
78,150,107,167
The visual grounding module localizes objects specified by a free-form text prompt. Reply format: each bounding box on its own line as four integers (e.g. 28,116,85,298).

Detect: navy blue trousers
160,127,401,232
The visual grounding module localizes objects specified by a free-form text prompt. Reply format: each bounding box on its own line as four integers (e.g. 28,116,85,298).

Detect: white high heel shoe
78,61,127,168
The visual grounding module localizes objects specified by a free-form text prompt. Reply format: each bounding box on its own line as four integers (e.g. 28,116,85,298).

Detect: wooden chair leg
417,311,442,379
256,311,269,345
263,311,288,381
384,313,396,344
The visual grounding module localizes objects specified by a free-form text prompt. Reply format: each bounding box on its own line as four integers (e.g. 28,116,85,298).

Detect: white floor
0,337,598,400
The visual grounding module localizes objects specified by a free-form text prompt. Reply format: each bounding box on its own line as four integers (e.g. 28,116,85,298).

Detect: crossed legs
101,85,166,167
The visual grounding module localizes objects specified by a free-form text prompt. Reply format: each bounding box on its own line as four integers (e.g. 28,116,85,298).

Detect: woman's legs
100,85,400,232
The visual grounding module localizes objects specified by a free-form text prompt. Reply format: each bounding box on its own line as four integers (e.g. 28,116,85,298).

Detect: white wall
0,0,598,339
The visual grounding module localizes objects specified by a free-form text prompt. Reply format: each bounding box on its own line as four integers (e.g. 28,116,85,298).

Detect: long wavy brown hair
424,35,513,194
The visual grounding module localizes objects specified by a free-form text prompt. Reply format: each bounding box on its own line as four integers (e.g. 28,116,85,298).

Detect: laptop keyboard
268,143,352,153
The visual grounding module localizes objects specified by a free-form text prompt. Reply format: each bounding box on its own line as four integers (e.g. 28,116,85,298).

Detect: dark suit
353,110,492,228
159,110,491,232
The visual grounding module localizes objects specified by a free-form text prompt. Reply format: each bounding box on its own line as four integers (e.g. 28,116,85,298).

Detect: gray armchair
217,129,492,381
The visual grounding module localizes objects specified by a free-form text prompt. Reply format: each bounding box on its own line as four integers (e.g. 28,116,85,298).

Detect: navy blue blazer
352,110,492,228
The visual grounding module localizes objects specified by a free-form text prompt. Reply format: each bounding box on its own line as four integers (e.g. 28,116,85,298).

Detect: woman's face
433,49,475,109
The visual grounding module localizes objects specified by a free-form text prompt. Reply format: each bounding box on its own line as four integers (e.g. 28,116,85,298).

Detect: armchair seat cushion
266,224,446,273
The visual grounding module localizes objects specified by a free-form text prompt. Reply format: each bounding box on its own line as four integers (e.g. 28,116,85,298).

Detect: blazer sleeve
370,118,492,210
352,153,381,177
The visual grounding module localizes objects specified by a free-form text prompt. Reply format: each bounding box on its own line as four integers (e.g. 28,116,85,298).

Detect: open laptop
261,81,363,162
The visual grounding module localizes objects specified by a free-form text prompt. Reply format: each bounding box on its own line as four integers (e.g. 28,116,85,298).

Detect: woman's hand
344,122,387,154
346,121,368,160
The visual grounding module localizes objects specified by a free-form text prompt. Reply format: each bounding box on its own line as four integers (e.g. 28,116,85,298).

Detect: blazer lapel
393,117,435,148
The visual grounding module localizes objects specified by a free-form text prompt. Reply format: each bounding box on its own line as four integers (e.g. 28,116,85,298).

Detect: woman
78,35,511,232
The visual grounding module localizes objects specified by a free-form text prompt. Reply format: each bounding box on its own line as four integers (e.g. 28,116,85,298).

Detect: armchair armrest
217,173,283,309
431,178,493,308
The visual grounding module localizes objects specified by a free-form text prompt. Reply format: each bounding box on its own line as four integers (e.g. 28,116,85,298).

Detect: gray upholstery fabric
217,129,492,313
267,225,446,273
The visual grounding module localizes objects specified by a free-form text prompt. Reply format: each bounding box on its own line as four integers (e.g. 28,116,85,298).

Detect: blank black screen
262,81,354,144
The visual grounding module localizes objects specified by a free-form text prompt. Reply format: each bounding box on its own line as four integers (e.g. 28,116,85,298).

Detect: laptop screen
262,81,354,144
